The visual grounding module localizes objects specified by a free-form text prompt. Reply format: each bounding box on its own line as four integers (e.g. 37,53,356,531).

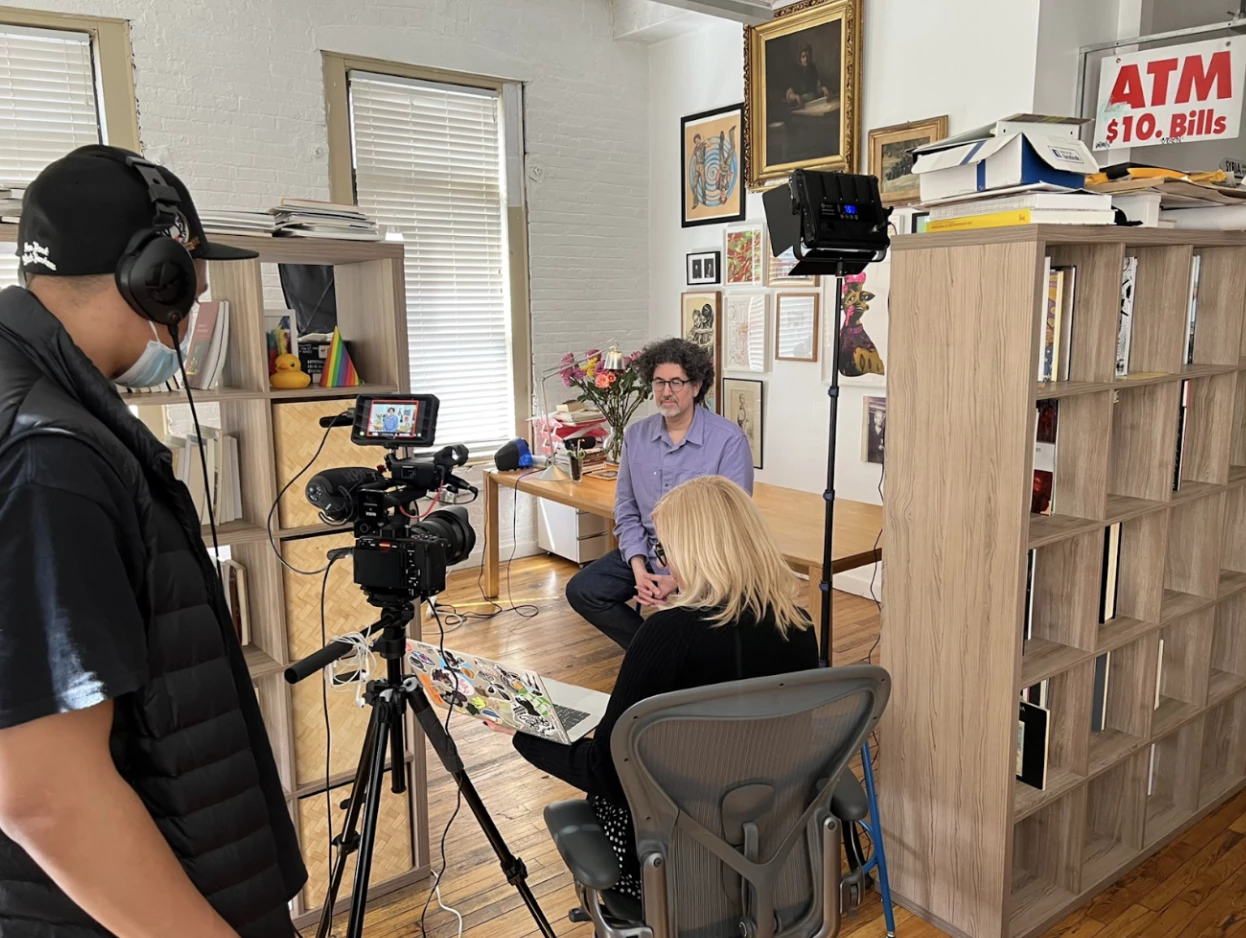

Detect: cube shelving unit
880,226,1246,938
0,225,428,926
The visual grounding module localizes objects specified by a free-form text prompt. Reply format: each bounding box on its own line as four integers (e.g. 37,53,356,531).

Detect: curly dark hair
634,337,715,405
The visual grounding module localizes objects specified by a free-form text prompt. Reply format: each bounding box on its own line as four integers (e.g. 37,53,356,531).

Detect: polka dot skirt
590,794,643,900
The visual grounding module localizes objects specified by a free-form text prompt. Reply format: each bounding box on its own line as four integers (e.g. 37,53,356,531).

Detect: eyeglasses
651,378,690,392
654,541,668,567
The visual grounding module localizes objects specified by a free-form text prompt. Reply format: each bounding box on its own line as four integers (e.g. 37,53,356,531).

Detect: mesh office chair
544,665,890,938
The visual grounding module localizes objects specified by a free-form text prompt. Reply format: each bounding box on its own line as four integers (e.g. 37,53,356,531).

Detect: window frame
322,50,532,445
0,5,140,153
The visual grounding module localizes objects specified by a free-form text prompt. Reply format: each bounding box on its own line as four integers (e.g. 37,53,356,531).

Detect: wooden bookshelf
880,226,1246,938
0,225,427,924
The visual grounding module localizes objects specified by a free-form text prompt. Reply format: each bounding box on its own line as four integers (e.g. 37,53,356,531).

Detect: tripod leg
317,703,383,938
346,696,395,938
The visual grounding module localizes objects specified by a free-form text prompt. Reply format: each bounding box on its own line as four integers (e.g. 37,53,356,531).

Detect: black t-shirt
0,435,151,729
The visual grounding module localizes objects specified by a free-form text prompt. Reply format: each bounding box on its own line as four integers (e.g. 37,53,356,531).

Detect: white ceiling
611,0,771,43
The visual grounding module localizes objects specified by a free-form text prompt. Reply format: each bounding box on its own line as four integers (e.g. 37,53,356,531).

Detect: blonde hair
651,475,810,637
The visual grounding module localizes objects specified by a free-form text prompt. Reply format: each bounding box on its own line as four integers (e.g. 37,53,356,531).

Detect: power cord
171,326,221,583
862,445,885,666
319,553,344,875
267,414,348,576
467,468,544,622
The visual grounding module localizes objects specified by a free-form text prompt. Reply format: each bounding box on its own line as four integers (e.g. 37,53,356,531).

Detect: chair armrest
543,799,622,891
830,773,869,823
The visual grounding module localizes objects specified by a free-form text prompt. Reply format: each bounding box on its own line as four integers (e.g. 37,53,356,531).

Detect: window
325,54,530,454
0,9,138,287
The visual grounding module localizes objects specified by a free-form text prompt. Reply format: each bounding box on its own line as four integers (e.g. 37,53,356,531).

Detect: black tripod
285,603,557,938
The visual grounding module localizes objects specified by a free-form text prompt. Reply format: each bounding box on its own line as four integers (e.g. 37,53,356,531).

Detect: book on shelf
1116,255,1138,376
1016,700,1050,790
1031,399,1058,516
167,429,243,525
1173,379,1190,492
927,208,1117,233
1021,680,1049,708
220,558,251,645
270,199,381,241
1037,257,1059,382
1154,638,1165,710
927,190,1112,220
1185,254,1202,365
183,300,230,390
200,209,275,237
1099,522,1122,623
1054,265,1077,381
1092,652,1111,732
1022,548,1037,654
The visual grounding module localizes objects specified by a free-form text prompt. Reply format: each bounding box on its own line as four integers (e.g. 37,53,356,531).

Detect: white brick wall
20,0,650,556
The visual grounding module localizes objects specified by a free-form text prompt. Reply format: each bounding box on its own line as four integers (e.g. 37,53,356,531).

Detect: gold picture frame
744,0,862,189
868,115,949,206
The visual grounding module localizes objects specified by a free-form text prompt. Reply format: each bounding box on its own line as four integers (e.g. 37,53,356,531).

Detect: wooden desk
482,471,882,614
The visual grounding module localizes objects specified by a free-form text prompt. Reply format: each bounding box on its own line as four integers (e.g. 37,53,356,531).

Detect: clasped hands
633,568,677,609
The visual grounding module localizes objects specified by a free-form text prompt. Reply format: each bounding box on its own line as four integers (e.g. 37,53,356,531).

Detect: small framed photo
775,292,820,362
765,249,818,287
723,377,764,469
686,250,721,286
861,395,886,464
868,115,948,207
724,223,765,287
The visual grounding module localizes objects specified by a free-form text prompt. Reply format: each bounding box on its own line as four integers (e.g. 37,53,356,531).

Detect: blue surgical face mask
115,318,190,388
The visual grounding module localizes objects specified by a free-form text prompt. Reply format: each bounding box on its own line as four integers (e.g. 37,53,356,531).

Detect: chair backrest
611,664,889,938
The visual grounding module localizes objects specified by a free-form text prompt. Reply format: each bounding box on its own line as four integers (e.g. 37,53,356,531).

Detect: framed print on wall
681,103,746,228
686,250,721,286
744,0,862,189
765,248,818,287
868,115,948,206
681,290,722,412
723,377,764,469
861,395,885,464
724,292,768,373
724,223,765,286
776,292,819,362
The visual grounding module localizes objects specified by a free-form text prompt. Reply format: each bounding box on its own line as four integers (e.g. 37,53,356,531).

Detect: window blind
348,70,516,453
0,23,103,287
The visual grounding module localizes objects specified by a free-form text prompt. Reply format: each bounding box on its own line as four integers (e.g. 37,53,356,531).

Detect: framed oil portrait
724,292,768,373
723,378,764,469
681,103,746,227
724,223,765,286
686,250,721,286
744,0,861,189
861,395,885,464
775,292,819,362
681,290,722,412
868,116,948,206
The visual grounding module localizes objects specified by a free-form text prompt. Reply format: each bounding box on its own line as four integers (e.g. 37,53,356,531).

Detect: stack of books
270,199,381,241
926,190,1115,233
0,185,24,222
183,300,230,390
167,427,243,525
200,209,276,238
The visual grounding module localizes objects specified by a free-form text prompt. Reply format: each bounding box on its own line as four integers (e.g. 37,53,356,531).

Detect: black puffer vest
0,287,306,937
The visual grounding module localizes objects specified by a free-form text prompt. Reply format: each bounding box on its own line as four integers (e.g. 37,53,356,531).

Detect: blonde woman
491,475,818,899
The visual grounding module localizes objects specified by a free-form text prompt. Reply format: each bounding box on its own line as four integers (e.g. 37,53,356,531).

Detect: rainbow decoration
320,327,362,388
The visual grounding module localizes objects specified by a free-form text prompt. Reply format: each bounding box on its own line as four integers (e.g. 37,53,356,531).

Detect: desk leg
808,563,827,660
484,474,500,599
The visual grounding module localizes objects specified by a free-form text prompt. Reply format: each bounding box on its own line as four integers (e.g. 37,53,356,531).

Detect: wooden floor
327,555,1246,938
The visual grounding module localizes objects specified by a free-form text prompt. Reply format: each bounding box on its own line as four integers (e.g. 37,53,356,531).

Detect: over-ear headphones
114,155,198,327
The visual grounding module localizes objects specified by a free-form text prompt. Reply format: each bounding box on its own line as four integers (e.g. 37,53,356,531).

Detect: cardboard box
913,115,1098,203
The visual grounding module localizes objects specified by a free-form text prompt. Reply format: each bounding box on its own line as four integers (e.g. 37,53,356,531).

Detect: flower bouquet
557,348,650,464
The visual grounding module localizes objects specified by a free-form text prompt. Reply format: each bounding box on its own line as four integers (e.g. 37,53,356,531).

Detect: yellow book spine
927,209,1034,232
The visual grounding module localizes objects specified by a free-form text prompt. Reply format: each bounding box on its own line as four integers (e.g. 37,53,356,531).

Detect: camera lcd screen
351,394,439,447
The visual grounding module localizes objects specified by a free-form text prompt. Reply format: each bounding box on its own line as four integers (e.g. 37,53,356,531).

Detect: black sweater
513,605,819,800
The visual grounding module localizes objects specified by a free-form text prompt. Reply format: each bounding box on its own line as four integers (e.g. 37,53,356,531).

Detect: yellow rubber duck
269,353,312,390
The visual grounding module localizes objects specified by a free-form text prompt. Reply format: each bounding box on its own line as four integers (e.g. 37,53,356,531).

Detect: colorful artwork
725,224,764,286
838,271,885,379
725,293,767,373
681,290,722,412
682,104,746,228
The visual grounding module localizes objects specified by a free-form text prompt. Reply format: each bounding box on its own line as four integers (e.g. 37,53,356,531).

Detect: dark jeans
566,549,645,650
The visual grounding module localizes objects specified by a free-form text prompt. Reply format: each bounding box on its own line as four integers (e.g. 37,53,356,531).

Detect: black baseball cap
17,144,257,277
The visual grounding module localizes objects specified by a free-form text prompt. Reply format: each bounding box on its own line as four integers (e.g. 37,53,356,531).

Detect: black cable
462,467,542,622
267,414,349,576
320,554,343,875
420,603,464,936
172,326,222,584
862,446,886,666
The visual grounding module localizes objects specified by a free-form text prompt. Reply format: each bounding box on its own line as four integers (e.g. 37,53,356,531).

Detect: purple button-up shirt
614,406,755,567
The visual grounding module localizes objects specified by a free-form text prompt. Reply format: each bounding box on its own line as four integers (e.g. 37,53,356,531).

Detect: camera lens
415,505,476,565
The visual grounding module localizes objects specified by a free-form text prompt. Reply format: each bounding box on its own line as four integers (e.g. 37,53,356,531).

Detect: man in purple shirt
566,337,754,648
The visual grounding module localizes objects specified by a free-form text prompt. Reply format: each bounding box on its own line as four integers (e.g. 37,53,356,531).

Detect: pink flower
572,367,586,381
594,373,611,389
560,352,576,367
607,372,617,385
585,349,600,360
561,373,573,387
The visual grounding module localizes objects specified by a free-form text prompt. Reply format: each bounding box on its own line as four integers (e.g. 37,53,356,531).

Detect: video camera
304,394,477,603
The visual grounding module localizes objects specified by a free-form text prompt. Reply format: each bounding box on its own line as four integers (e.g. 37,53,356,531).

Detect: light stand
762,170,891,668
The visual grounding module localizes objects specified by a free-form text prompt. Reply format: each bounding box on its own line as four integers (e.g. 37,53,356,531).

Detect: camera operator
0,147,305,937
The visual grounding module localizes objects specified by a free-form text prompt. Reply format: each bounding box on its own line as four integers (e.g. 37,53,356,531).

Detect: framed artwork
681,103,746,227
868,115,948,206
822,260,888,386
765,248,818,287
724,223,765,286
686,250,721,286
861,395,885,464
724,378,764,469
681,290,722,412
724,293,768,373
776,293,819,362
743,0,862,189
